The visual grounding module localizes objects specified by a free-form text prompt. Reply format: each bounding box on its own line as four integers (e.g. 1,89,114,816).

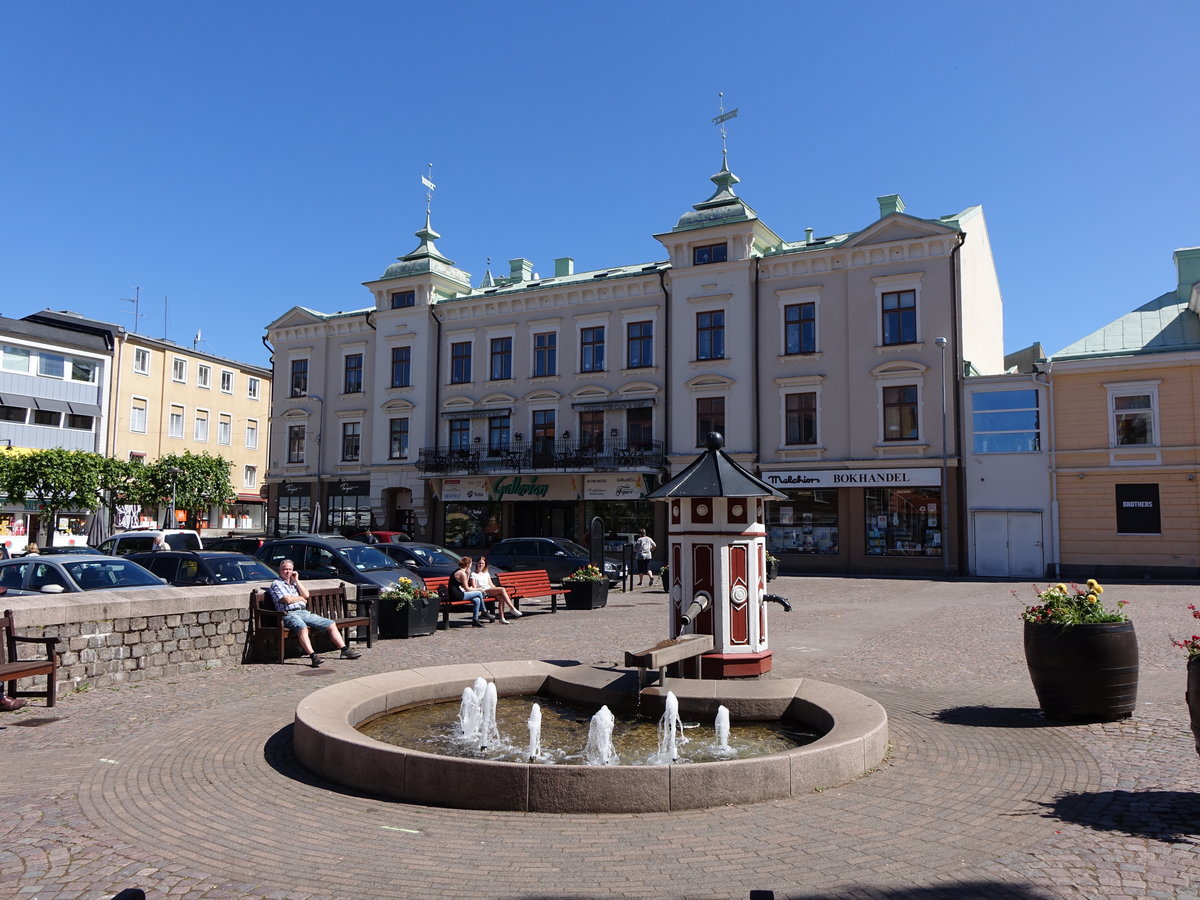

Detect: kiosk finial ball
705,432,724,451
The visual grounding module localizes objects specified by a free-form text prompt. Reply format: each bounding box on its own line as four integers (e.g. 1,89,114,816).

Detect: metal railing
415,438,665,475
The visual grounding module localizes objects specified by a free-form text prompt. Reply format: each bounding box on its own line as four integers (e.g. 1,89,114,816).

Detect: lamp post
308,393,325,532
167,465,182,529
935,336,949,574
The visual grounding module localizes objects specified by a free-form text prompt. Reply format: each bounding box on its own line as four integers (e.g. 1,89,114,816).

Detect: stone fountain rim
292,659,889,814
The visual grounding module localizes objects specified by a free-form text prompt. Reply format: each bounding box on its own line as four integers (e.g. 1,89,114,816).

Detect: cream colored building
108,333,272,533
1044,247,1200,578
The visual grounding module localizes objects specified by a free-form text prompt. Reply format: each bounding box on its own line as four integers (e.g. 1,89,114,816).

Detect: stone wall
3,579,346,696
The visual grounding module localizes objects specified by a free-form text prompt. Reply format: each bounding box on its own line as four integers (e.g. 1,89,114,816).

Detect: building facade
1042,247,1200,579
265,158,1007,574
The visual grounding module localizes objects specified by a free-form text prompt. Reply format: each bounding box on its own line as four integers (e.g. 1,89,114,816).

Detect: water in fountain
527,703,542,760
713,704,733,757
584,705,618,765
479,681,500,750
654,691,686,763
458,686,481,743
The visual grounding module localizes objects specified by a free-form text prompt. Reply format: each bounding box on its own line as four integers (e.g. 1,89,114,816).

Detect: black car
125,550,279,586
256,536,424,591
485,537,626,585
371,542,505,581
204,534,271,554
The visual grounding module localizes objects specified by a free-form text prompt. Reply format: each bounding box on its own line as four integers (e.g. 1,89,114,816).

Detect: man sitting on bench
268,559,362,668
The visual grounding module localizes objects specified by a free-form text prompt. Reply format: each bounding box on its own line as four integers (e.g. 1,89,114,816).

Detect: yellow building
1047,247,1200,578
108,333,272,534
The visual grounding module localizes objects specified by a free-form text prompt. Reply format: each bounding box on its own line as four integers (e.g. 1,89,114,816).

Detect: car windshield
207,556,278,583
336,544,400,571
64,559,163,589
557,540,590,557
406,546,460,566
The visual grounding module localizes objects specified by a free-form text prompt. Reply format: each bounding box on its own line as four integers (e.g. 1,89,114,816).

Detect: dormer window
693,243,728,265
391,290,416,309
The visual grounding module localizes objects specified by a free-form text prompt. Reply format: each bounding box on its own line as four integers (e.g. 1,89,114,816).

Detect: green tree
147,452,235,529
0,449,102,543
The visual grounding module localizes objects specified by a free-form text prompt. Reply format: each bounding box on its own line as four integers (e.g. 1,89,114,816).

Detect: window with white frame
247,376,260,400
39,352,65,379
580,326,605,373
172,358,187,382
389,418,409,459
168,405,184,439
70,358,97,383
197,365,211,388
220,370,233,394
2,344,31,373
874,272,923,347
696,397,725,445
245,419,259,449
194,409,209,442
784,303,816,355
882,385,919,441
785,392,818,445
133,348,150,375
217,413,232,445
130,398,148,434
1108,382,1159,446
341,421,361,461
243,465,257,489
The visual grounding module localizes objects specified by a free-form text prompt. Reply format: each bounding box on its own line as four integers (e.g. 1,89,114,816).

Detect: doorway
972,511,1044,577
511,502,577,541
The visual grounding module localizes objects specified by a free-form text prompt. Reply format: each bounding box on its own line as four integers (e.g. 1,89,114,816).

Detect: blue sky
2,1,1196,369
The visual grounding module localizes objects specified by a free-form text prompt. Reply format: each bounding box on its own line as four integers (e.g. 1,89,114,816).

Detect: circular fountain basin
293,660,888,814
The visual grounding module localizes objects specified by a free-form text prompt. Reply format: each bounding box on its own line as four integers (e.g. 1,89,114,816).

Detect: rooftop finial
712,92,738,169
421,163,436,219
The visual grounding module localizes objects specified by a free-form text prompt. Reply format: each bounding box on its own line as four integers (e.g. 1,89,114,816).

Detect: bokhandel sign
761,468,942,489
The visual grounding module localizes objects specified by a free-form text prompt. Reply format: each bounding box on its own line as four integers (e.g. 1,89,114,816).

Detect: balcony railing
415,438,665,475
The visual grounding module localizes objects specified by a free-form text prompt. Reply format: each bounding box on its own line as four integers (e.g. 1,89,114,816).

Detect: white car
96,529,203,556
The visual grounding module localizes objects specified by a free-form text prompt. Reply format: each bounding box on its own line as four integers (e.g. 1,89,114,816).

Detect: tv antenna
121,286,143,333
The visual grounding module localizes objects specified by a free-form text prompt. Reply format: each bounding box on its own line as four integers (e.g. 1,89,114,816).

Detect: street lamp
935,337,949,574
308,393,325,532
167,465,182,529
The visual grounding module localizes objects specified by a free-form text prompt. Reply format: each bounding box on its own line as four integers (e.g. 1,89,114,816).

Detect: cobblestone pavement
2,577,1198,900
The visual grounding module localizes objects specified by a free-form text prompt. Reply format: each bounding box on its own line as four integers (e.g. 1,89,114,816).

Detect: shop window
882,385,918,441
277,492,311,534
767,489,838,555
784,303,816,355
442,502,502,549
696,397,724,446
326,485,370,532
287,424,306,463
785,392,817,445
972,390,1040,453
490,337,512,380
865,487,942,556
1109,384,1158,446
450,342,472,384
627,321,653,368
580,326,605,373
391,347,412,387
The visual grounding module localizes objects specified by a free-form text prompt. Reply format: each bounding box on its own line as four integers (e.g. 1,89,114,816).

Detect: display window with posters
767,489,839,555
864,487,942,556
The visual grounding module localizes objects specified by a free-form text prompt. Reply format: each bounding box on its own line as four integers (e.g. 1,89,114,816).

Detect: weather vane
421,163,436,217
712,92,738,161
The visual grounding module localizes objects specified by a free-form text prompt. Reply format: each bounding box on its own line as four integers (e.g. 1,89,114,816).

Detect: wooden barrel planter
1187,656,1200,758
1023,620,1139,721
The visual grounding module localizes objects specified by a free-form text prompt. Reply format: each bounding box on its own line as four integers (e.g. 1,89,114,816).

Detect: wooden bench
424,575,525,629
496,570,561,615
249,584,372,663
2,607,60,707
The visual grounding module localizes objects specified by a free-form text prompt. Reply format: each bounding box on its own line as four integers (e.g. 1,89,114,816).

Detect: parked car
125,550,279,587
485,537,626,585
0,553,165,593
204,534,271,554
39,545,99,555
350,530,413,544
256,536,424,592
370,542,502,580
96,529,203,556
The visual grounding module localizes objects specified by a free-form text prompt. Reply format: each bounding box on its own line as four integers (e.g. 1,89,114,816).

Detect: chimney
804,228,814,244
554,257,575,277
1174,247,1200,302
509,258,534,282
877,194,905,217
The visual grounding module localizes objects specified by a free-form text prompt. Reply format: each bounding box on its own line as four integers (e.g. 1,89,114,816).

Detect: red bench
496,570,561,615
249,584,372,663
2,608,60,707
425,575,523,629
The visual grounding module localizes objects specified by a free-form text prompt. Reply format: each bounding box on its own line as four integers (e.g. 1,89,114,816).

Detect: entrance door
511,502,576,541
972,511,1044,577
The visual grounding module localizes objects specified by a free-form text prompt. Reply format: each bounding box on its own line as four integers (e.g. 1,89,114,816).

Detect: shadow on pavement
932,705,1058,728
511,883,1057,900
1040,789,1200,843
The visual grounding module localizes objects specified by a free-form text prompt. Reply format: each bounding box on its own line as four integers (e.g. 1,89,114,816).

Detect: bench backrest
251,584,348,620
497,569,555,595
423,575,451,599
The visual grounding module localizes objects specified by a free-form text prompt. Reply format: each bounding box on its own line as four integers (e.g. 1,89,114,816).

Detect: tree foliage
145,452,236,528
0,449,102,541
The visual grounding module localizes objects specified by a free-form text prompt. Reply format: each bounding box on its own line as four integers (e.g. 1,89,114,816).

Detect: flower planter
1023,620,1139,721
766,559,779,582
380,595,440,638
1187,656,1200,758
564,581,608,610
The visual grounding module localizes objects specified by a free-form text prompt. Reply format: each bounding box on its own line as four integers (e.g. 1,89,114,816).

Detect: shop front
761,467,955,575
582,473,658,547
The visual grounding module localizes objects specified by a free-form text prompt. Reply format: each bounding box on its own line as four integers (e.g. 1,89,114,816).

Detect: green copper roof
380,212,469,285
1052,292,1200,359
672,154,758,232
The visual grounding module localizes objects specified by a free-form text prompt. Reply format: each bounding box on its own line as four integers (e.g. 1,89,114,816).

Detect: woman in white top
471,557,521,623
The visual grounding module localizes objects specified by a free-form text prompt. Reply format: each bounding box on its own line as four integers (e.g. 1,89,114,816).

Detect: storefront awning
235,492,264,503
0,393,37,409
34,397,71,413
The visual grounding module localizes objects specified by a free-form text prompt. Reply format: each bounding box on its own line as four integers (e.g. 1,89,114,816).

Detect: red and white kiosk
647,432,787,678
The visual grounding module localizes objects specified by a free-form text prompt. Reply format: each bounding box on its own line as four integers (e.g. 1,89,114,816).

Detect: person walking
634,528,656,587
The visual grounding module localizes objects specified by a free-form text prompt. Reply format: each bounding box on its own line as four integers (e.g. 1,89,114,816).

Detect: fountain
291,435,888,812
583,705,618,765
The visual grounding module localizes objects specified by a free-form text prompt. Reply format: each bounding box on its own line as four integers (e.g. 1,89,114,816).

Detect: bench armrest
11,634,60,648
345,597,373,617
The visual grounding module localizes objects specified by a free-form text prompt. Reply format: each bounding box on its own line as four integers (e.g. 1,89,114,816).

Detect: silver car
0,553,165,594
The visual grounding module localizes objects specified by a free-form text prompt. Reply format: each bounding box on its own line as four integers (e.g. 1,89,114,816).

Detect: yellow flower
1056,583,1068,593
1086,578,1098,588
1086,594,1098,603
1095,584,1104,594
399,577,412,586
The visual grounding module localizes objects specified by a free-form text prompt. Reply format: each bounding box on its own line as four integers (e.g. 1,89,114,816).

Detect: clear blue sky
3,1,1196,370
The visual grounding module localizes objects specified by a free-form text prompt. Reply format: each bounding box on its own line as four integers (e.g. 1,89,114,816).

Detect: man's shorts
283,609,334,631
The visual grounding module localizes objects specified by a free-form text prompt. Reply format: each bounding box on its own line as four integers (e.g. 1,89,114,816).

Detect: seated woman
471,557,521,624
450,556,490,628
